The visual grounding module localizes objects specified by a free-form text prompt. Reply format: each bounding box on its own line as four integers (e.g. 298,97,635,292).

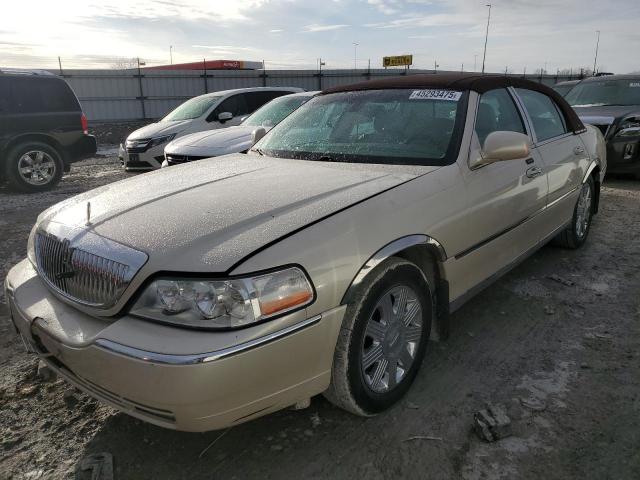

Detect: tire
324,257,433,416
553,175,595,249
4,142,64,192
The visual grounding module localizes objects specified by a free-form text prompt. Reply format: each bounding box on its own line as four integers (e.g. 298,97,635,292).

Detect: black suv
0,69,97,192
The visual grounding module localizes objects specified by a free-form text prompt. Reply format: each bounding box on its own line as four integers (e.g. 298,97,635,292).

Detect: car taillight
81,113,89,135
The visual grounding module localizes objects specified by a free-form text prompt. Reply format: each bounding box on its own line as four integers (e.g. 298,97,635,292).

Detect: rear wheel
4,142,63,192
553,175,595,249
324,258,432,416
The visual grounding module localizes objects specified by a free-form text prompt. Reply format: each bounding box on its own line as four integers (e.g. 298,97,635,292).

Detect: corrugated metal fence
57,68,582,123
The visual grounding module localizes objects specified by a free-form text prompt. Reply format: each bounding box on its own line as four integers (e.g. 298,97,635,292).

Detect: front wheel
553,175,595,249
324,258,432,416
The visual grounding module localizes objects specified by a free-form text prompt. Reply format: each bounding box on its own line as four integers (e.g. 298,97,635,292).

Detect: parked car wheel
4,142,63,192
324,257,433,416
553,175,595,249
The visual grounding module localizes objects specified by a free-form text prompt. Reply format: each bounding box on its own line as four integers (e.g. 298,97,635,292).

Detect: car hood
127,120,192,140
38,154,437,273
572,105,640,125
165,126,258,156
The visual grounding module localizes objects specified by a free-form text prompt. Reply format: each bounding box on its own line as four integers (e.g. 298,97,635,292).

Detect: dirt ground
0,156,639,480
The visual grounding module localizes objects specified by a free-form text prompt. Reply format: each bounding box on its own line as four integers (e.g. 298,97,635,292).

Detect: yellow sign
383,55,413,67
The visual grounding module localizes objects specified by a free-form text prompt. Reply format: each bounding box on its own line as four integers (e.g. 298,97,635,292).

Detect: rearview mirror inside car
251,127,267,146
218,111,233,123
472,131,531,168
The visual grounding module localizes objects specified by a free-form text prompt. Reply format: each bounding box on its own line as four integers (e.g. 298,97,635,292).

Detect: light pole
474,54,478,71
170,45,173,65
353,42,359,69
593,30,600,75
481,4,491,74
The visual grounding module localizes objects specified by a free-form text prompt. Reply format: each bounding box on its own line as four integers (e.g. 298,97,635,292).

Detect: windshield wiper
252,147,264,156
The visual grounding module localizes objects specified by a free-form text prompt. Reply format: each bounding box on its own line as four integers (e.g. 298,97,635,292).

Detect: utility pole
593,30,600,75
481,4,491,73
434,59,438,72
136,57,146,120
461,63,464,72
203,58,208,93
318,58,325,90
353,42,359,69
170,45,173,64
58,56,63,76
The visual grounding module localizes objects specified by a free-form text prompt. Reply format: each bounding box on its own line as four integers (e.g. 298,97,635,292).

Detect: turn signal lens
253,269,314,316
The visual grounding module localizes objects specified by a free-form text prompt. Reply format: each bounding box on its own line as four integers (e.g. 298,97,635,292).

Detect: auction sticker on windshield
409,90,462,101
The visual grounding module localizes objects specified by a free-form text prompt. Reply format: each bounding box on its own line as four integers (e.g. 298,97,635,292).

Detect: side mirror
251,127,267,146
472,131,530,168
218,111,233,123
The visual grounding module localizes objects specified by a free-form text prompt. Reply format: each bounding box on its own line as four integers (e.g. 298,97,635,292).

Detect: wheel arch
583,160,601,215
2,134,65,164
340,234,450,340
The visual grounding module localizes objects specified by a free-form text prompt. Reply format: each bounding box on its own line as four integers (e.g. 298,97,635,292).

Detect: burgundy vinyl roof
322,73,585,133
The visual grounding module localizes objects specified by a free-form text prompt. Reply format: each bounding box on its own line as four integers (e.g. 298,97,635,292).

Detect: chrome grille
34,229,146,308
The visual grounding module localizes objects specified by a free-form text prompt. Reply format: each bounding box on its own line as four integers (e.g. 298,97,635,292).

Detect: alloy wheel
575,182,592,239
18,150,57,186
360,285,423,393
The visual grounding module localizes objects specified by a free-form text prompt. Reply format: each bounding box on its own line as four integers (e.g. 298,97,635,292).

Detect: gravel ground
0,157,639,480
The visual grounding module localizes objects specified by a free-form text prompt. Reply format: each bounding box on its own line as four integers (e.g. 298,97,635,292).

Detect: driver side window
475,88,526,146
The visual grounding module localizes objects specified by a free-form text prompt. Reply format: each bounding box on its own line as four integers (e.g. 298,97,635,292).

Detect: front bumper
5,260,345,432
118,143,165,171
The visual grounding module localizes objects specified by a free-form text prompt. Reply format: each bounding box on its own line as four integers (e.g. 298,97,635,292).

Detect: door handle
526,166,543,178
573,145,585,155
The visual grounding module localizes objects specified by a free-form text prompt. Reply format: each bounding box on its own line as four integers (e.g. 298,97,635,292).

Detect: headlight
130,266,314,329
147,133,176,148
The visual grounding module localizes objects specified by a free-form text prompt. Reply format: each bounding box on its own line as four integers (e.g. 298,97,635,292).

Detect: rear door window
0,78,10,113
10,77,79,114
245,91,291,113
475,88,526,146
515,88,567,142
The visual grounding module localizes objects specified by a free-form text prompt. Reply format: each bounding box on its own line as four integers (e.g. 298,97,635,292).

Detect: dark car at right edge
566,75,640,178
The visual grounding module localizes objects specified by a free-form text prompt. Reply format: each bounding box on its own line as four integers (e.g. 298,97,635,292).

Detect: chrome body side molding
94,315,322,365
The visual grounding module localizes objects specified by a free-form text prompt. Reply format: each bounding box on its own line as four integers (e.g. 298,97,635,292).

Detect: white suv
119,86,303,170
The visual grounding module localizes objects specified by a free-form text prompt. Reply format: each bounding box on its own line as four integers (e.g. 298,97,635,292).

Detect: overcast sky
2,0,639,73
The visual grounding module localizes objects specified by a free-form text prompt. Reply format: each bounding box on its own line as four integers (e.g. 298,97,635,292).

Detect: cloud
302,24,350,32
192,45,258,51
1,0,639,73
365,13,473,29
367,0,399,15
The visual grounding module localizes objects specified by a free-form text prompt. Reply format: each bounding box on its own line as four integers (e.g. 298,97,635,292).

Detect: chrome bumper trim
94,314,322,365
